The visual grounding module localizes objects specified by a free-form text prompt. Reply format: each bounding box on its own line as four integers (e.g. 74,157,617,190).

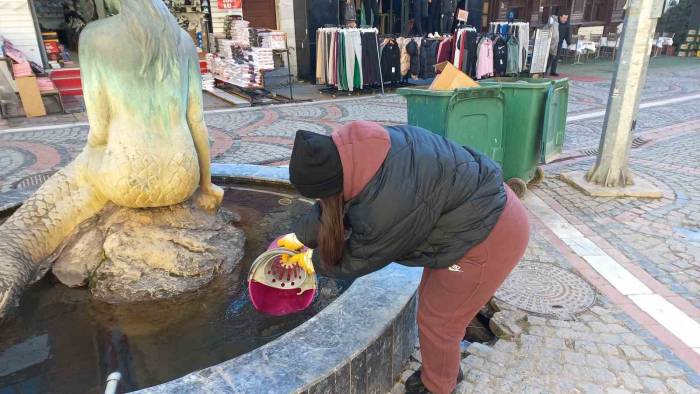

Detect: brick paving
539,130,700,310
391,222,700,393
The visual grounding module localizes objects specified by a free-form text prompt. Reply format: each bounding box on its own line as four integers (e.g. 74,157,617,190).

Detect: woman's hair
119,0,183,81
317,193,345,266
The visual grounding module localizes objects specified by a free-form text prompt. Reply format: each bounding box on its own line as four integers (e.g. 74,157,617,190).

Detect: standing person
546,15,560,77
551,12,572,76
285,121,530,394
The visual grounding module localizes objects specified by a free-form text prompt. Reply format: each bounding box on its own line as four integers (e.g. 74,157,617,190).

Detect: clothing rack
316,27,385,94
489,21,530,74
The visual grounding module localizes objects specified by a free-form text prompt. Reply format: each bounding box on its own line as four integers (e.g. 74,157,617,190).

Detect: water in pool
0,186,351,393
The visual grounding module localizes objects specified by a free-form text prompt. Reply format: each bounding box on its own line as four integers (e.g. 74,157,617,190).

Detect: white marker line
567,92,700,122
629,294,700,348
524,192,700,351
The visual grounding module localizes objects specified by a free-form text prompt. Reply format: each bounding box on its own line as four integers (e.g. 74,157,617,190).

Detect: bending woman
289,121,530,394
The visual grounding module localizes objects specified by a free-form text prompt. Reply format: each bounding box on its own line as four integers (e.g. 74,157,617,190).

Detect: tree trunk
586,0,665,187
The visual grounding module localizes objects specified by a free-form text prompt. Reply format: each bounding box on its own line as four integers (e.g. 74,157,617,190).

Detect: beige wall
0,0,43,65
276,0,298,77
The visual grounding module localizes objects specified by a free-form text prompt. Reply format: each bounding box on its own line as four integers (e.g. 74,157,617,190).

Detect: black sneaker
550,72,560,77
404,368,464,394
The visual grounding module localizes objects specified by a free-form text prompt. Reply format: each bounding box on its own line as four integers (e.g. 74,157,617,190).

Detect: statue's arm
79,28,109,147
186,50,218,195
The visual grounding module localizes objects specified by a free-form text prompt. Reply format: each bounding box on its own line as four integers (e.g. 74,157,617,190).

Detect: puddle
0,186,351,393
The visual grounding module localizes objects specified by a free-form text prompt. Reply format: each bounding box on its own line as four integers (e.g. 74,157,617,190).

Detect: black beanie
289,130,343,198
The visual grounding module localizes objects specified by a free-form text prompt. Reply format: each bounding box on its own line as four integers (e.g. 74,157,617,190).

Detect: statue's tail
0,162,106,320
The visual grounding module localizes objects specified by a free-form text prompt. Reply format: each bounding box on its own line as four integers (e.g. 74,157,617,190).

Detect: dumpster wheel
528,167,545,187
507,178,528,199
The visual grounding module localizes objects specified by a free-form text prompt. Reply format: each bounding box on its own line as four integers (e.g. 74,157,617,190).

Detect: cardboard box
16,76,47,117
429,62,479,91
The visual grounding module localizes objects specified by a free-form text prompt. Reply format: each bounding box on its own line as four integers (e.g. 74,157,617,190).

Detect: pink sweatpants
417,186,530,393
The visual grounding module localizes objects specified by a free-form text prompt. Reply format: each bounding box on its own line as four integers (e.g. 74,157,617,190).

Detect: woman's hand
281,250,315,274
195,183,224,211
277,233,305,251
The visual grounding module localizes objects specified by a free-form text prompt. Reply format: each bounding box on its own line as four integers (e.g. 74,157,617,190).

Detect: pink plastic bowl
248,280,316,316
247,237,317,316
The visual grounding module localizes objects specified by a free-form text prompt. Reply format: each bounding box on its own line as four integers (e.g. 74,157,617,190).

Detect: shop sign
218,0,242,9
457,9,468,22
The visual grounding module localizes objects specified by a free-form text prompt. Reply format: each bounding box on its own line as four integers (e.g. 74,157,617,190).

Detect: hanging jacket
436,36,452,64
419,39,438,79
361,31,381,85
293,121,507,279
493,37,508,76
397,37,411,76
475,37,493,79
406,39,420,78
381,40,401,83
506,36,520,75
465,31,478,77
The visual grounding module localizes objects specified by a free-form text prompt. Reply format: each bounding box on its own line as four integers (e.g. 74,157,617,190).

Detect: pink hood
331,121,391,201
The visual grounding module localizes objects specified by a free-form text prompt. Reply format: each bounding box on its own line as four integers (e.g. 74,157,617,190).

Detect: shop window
583,0,605,22
540,0,562,24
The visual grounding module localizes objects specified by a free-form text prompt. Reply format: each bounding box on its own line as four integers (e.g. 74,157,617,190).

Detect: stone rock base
560,171,663,198
52,200,245,303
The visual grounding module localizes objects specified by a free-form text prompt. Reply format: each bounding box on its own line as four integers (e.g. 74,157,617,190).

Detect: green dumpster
397,86,506,165
541,79,570,164
480,77,569,195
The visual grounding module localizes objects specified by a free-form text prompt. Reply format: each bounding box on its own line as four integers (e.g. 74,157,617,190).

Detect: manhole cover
12,172,55,190
495,262,596,317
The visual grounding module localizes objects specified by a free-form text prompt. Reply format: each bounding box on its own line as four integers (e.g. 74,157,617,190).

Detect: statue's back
79,9,201,207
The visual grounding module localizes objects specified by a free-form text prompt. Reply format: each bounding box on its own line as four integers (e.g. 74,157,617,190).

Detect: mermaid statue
0,0,225,320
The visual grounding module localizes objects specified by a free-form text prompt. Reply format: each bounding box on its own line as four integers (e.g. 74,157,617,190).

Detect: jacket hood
331,121,391,201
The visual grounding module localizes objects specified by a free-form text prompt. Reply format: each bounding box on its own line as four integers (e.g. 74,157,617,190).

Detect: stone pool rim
1,163,422,394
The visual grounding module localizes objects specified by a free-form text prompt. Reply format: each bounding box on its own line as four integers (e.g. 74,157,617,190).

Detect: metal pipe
104,371,122,394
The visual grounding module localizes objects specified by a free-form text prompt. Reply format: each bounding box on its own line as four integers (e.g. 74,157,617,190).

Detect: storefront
2,0,242,71
489,0,625,32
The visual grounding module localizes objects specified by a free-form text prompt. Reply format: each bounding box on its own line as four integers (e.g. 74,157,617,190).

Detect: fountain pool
0,185,351,394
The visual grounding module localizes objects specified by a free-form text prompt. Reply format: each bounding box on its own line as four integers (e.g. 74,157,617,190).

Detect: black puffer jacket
293,124,506,279
406,40,420,77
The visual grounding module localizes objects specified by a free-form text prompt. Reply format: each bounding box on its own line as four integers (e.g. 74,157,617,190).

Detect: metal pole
104,372,122,394
586,0,665,187
286,48,294,100
374,28,385,95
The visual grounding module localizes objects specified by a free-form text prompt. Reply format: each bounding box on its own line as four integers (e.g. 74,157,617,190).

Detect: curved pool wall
0,164,422,394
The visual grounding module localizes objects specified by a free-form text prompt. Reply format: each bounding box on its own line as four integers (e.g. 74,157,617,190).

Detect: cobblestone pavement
564,61,700,115
540,130,700,309
390,221,700,394
2,76,700,200
564,99,700,153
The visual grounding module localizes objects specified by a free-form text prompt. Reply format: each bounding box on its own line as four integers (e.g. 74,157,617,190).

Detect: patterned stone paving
565,62,700,115
1,62,699,196
541,131,700,309
564,98,700,152
391,223,700,394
